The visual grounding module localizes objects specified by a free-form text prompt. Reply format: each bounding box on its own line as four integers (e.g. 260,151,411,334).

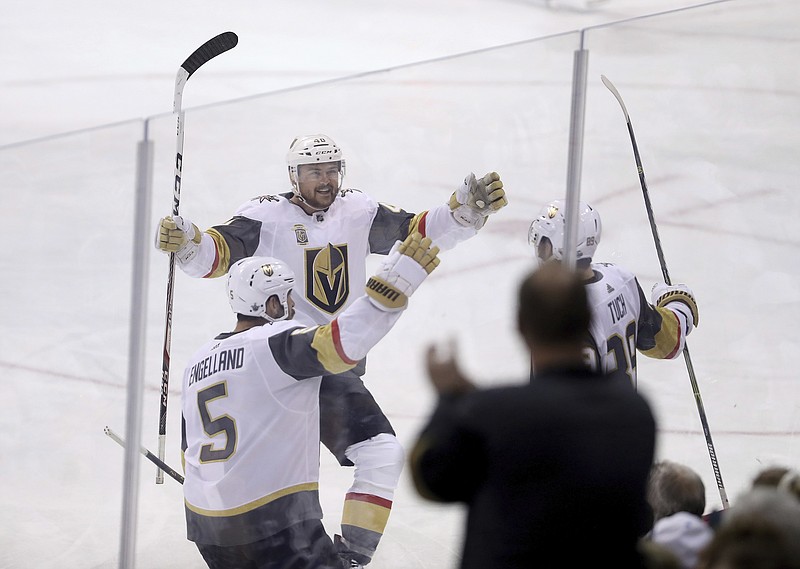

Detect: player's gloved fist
397,231,441,274
652,282,699,334
366,232,440,311
449,171,507,229
155,215,202,264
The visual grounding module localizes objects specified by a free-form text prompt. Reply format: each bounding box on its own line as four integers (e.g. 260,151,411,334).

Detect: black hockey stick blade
181,31,238,79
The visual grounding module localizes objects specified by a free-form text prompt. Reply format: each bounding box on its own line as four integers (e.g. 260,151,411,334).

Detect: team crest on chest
305,243,349,314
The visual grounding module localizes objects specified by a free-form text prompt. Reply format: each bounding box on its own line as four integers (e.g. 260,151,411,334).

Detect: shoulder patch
293,224,309,245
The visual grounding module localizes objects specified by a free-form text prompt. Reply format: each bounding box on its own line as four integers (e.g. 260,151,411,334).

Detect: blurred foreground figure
181,234,439,569
528,200,699,386
410,262,657,569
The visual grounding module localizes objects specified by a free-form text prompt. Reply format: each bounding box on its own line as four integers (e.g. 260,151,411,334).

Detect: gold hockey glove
366,232,440,311
155,215,202,264
652,282,699,334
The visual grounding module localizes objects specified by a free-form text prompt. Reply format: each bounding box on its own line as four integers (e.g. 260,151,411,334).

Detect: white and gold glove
652,282,699,335
154,215,202,264
449,171,507,229
366,232,440,311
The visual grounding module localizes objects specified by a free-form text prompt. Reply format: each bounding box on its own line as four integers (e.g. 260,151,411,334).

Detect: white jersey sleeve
414,202,479,251
177,231,222,277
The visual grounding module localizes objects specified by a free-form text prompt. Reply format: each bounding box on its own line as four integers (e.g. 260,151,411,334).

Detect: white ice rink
2,0,799,567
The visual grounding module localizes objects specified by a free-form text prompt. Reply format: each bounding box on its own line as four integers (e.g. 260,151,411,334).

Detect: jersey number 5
197,381,237,462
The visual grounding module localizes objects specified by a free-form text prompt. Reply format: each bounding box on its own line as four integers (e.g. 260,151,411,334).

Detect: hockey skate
334,534,368,568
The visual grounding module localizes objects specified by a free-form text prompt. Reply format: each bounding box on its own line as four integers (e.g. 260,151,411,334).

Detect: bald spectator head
517,263,590,371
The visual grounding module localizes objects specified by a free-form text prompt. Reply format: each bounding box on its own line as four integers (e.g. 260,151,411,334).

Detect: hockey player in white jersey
528,200,698,386
158,134,507,565
182,232,440,569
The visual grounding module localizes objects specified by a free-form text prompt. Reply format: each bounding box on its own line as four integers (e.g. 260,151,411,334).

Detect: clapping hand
425,340,475,396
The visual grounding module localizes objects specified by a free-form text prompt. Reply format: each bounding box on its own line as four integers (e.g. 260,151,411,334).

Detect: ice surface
1,1,798,568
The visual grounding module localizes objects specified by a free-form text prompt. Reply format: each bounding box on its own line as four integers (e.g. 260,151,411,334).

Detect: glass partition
0,120,152,567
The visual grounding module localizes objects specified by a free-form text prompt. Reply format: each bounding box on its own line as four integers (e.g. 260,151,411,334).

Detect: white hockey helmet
286,134,346,194
226,256,295,322
528,200,602,263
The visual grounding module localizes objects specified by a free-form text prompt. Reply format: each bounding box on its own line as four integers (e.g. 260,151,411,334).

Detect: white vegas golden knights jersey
584,262,689,386
181,294,403,546
182,319,323,546
182,189,476,327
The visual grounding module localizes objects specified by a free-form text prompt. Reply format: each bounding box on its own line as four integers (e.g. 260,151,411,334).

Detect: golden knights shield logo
293,224,309,245
305,243,349,314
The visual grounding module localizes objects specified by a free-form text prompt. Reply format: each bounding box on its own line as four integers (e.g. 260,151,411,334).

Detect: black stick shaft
157,32,238,484
106,426,184,484
601,75,730,509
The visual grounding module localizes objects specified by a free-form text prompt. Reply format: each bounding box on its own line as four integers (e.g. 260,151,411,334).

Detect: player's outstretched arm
365,232,440,311
340,231,441,362
280,232,442,377
449,171,508,229
154,215,218,277
638,281,699,360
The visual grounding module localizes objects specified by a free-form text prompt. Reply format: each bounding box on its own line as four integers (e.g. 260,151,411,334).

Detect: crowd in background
644,462,800,569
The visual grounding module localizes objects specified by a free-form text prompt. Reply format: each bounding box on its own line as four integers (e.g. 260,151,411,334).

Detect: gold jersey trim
205,228,232,279
408,211,428,235
310,322,356,374
185,481,319,517
640,306,682,359
342,496,391,534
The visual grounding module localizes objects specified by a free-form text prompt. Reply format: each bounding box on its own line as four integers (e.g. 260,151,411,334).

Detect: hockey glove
366,232,440,312
652,282,699,334
155,215,202,264
449,171,507,229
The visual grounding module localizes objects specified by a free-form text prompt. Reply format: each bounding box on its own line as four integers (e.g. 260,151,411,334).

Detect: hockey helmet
286,134,346,194
528,200,602,262
226,256,295,322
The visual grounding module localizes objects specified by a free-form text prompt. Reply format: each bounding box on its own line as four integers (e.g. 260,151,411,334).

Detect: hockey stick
158,31,238,484
106,426,184,484
601,75,729,509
